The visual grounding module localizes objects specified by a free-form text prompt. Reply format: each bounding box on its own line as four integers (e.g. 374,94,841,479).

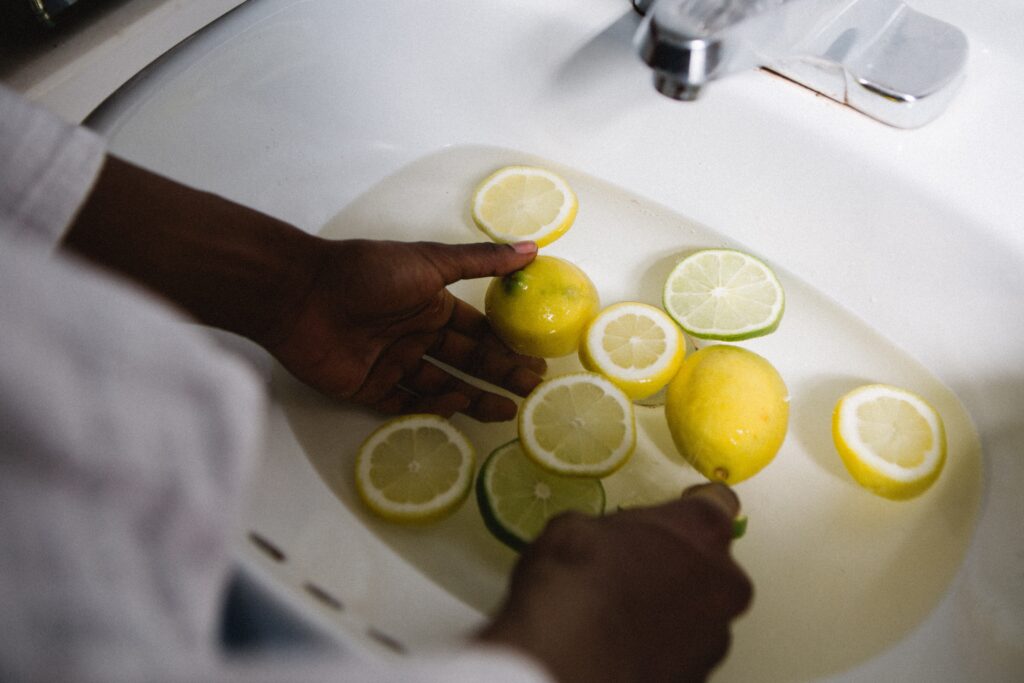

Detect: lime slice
354,414,475,523
477,440,605,550
471,166,578,247
518,372,636,477
832,384,946,500
663,249,784,341
579,301,685,400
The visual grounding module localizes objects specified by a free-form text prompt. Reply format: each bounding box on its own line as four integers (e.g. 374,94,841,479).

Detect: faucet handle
633,0,969,128
782,2,969,129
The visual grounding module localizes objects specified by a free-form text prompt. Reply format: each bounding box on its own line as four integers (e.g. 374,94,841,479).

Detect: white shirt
0,85,548,683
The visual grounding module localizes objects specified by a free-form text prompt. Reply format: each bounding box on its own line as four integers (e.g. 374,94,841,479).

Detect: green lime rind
732,514,749,539
476,440,605,552
662,248,785,341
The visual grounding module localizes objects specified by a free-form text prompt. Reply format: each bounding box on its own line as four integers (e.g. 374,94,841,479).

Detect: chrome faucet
633,0,968,128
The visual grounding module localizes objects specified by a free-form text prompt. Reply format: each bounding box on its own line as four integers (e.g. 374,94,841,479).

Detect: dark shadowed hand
266,238,547,421
480,483,753,683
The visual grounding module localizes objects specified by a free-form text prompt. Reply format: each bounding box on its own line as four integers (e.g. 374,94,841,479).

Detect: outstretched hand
64,156,545,422
266,238,547,422
480,484,753,683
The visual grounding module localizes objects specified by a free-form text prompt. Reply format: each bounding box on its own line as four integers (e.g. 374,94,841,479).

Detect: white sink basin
88,0,1024,680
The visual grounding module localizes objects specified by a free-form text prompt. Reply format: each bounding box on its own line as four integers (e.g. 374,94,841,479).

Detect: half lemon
471,165,578,247
832,384,946,500
355,414,475,523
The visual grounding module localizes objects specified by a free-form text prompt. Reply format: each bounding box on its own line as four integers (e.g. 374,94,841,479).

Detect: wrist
63,155,326,346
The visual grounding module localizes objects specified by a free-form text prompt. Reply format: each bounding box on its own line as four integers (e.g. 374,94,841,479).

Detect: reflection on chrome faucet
633,0,968,128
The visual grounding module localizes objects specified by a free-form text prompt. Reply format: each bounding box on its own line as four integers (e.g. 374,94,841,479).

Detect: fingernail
511,241,537,255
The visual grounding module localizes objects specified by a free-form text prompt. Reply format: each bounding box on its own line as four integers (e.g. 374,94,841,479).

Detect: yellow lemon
832,384,946,500
485,255,600,358
579,301,685,400
665,345,789,484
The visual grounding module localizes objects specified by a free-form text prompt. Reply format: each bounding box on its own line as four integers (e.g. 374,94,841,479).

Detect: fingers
619,483,741,553
446,298,547,376
682,482,742,519
402,359,519,422
371,385,471,419
429,326,546,397
424,241,538,285
350,329,541,422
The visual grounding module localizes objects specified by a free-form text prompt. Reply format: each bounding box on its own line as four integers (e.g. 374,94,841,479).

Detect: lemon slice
518,372,636,477
663,248,785,341
354,414,475,523
579,301,686,400
471,166,578,247
832,384,947,500
476,440,605,550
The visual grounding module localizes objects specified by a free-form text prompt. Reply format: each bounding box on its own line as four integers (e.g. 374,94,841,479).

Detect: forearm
63,155,323,347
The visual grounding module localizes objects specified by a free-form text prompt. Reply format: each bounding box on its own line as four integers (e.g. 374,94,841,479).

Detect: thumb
426,241,538,284
625,483,740,548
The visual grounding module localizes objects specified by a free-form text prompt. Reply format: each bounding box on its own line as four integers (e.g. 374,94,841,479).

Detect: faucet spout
633,0,968,128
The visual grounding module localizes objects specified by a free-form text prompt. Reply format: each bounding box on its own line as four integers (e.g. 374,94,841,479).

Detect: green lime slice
476,440,605,551
662,248,785,341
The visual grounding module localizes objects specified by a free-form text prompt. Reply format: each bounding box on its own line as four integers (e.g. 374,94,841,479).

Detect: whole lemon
485,255,600,358
665,345,788,484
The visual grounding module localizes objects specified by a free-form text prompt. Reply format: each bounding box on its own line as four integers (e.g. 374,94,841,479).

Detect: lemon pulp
832,384,946,500
355,415,475,523
579,301,685,400
471,166,578,247
518,372,636,477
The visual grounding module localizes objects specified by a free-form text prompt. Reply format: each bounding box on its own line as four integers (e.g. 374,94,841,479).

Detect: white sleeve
0,84,106,246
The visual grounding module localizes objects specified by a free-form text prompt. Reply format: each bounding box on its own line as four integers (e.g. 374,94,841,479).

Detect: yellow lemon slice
476,440,606,551
354,414,475,523
579,301,686,401
663,248,785,341
471,166,578,247
832,384,946,500
518,372,636,478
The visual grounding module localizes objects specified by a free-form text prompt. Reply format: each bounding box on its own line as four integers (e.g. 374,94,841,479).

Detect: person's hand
265,238,547,422
63,155,545,422
479,483,753,683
